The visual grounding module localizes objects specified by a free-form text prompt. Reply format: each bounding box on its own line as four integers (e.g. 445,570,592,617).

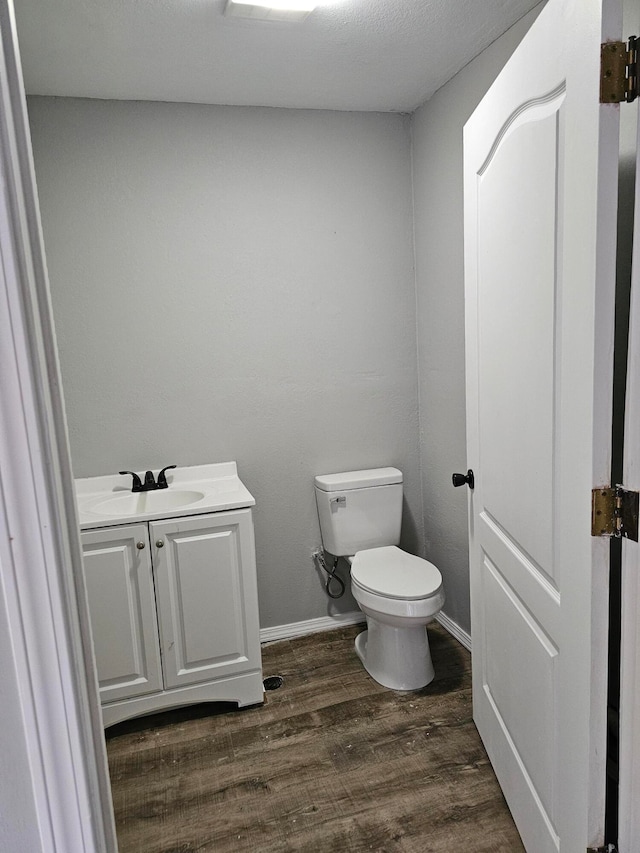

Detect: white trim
259,608,473,654
436,611,472,651
260,611,365,644
0,0,116,849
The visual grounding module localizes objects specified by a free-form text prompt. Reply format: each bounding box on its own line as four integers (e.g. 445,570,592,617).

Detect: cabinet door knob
156,539,164,548
136,541,146,550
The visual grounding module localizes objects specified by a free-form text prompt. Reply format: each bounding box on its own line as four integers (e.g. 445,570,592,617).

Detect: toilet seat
351,546,442,601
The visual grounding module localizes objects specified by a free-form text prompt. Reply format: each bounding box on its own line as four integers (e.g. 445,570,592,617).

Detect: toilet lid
351,546,442,601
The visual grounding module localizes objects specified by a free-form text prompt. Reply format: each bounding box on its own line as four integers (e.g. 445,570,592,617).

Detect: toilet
314,467,445,691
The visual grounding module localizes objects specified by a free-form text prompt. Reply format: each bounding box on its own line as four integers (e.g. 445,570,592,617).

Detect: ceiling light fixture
224,0,317,23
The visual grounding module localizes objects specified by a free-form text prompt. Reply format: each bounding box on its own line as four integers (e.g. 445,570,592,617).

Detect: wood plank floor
106,624,525,852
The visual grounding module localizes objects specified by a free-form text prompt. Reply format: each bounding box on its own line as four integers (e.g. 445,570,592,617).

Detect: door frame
0,0,638,850
618,105,640,853
0,0,115,849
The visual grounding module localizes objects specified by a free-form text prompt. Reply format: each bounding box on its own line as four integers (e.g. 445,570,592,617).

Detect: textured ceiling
14,0,542,112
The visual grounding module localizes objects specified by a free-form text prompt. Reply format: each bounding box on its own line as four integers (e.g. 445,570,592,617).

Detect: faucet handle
144,470,157,489
157,465,177,489
119,470,143,492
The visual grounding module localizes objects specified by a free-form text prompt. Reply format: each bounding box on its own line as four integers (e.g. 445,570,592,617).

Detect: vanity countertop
75,461,255,529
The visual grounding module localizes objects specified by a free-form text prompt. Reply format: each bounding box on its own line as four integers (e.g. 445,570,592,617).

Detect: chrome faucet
119,465,176,492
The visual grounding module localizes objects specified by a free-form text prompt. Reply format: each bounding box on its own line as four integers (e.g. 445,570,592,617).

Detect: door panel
482,553,558,824
151,509,260,689
81,525,162,703
463,0,621,849
478,101,561,585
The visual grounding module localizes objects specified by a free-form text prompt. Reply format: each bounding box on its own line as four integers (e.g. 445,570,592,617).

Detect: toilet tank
314,467,403,557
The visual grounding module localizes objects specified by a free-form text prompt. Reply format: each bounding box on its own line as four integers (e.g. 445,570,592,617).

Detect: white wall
411,4,545,633
27,99,422,629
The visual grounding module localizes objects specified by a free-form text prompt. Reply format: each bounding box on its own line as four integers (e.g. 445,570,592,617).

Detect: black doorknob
452,469,474,489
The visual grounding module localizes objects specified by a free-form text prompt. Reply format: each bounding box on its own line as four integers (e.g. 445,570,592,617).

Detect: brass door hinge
592,486,639,541
601,36,638,103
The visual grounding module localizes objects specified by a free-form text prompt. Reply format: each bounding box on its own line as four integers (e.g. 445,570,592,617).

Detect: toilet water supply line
313,550,345,599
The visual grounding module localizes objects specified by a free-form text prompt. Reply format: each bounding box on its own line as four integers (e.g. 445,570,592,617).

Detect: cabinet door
151,509,261,690
81,525,163,703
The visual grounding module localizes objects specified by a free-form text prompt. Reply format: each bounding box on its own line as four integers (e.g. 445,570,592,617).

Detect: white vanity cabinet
80,484,264,727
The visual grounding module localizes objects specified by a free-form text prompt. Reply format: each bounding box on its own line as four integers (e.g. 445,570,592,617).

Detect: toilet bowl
350,546,445,691
314,467,445,691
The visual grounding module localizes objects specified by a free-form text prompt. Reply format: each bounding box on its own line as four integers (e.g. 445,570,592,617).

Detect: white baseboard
260,611,365,644
260,609,471,652
436,611,472,652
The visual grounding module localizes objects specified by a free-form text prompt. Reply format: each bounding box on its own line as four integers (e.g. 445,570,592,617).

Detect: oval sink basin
92,489,206,517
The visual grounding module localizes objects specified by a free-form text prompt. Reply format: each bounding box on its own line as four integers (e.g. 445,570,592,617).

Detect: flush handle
330,496,346,506
452,470,475,490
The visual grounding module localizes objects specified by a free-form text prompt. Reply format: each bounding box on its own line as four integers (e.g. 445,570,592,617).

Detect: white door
151,509,261,689
618,104,640,853
81,524,163,703
463,0,621,850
